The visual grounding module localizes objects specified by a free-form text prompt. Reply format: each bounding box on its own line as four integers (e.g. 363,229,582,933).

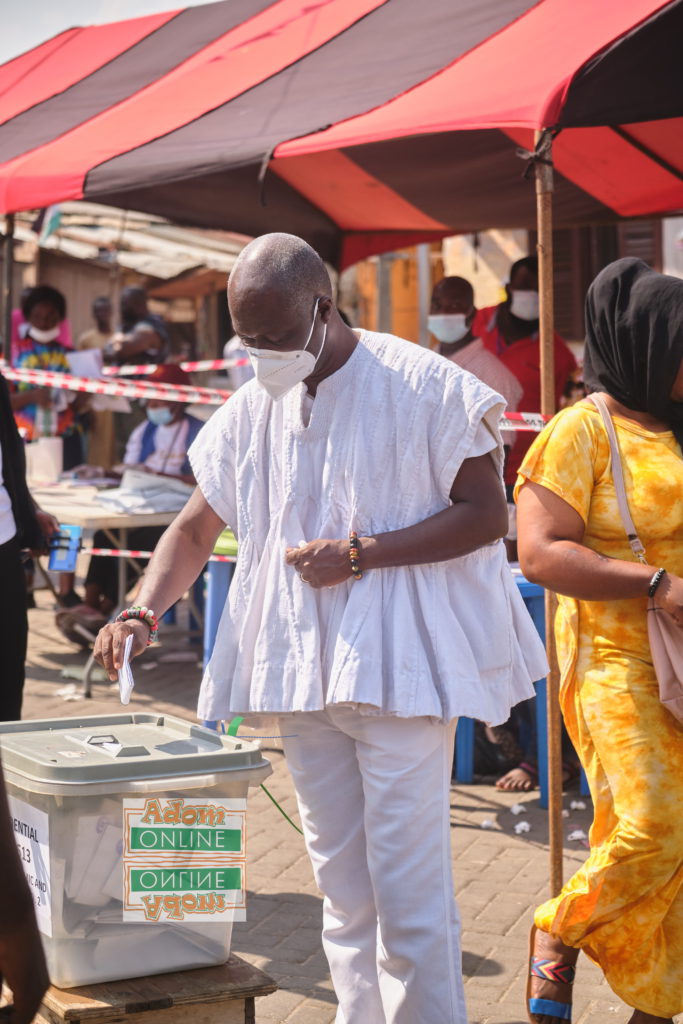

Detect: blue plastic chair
454,575,589,809
203,559,235,668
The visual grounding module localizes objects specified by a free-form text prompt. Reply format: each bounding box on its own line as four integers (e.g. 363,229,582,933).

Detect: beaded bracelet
115,605,159,645
349,532,362,580
648,567,666,598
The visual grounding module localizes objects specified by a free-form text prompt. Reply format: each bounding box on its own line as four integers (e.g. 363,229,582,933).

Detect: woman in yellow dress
516,258,683,1024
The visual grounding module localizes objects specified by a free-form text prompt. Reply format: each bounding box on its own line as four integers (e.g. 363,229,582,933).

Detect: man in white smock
94,233,548,1024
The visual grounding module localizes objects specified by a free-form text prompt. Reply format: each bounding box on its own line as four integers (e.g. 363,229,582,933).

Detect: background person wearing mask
121,364,202,484
429,276,522,415
10,286,87,469
55,364,201,642
10,286,87,609
474,256,576,498
10,285,72,363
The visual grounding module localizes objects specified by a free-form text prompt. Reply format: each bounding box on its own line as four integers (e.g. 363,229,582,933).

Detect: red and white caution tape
84,547,236,563
1,362,552,429
102,357,250,376
2,366,231,405
500,412,550,432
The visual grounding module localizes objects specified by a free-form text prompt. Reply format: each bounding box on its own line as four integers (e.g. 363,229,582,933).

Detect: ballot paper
76,823,123,908
65,350,131,413
118,634,135,705
67,349,104,379
65,799,120,902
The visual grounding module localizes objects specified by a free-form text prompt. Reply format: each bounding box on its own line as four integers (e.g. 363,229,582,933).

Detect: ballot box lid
0,713,269,787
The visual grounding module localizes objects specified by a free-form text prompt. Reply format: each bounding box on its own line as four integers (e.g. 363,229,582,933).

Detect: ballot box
0,713,271,988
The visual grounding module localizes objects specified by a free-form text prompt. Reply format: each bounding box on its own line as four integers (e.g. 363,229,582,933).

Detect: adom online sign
123,797,246,923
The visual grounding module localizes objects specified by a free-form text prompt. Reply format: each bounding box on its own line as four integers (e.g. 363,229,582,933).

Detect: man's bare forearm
363,500,507,570
362,451,508,569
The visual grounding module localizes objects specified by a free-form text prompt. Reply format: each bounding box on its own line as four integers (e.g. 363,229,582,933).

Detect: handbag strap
589,394,648,565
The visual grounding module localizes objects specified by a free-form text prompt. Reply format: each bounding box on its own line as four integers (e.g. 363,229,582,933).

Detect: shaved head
430,276,474,314
226,233,357,382
229,233,331,326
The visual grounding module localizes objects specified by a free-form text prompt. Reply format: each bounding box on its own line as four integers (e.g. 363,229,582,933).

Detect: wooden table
34,956,277,1024
31,482,178,696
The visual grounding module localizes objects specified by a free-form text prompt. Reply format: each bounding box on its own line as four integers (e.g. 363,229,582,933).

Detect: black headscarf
583,257,683,451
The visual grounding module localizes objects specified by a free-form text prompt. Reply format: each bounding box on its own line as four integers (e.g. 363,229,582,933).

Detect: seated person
488,703,580,793
55,364,202,644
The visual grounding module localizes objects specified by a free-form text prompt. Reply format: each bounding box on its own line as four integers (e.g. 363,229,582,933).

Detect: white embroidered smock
189,330,548,725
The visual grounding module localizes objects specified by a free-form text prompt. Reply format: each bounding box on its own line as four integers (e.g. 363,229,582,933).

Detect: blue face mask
146,405,174,427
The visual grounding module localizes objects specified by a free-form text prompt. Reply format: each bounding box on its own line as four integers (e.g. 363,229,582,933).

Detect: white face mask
247,299,327,401
509,290,540,321
29,325,60,343
428,313,470,344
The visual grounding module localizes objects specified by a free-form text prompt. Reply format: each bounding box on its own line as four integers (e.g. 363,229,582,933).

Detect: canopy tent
0,0,681,268
2,0,683,894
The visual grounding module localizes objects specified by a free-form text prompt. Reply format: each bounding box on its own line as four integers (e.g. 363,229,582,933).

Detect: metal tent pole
534,130,563,897
2,214,15,364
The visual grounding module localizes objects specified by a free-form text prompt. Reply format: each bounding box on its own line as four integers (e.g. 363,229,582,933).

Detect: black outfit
0,373,43,721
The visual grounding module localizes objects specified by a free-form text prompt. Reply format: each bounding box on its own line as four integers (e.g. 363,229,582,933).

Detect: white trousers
280,707,466,1024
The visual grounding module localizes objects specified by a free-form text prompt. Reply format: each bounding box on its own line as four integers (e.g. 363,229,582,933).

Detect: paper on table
65,351,131,411
118,633,135,705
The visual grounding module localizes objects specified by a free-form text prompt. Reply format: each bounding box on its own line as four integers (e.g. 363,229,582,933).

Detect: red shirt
474,305,576,485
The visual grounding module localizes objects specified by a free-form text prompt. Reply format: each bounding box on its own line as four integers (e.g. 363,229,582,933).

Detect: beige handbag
590,394,683,724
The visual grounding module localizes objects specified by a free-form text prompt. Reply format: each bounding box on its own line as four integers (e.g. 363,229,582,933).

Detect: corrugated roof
14,201,247,280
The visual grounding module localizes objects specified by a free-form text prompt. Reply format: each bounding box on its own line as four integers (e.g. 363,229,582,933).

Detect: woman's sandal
527,925,577,1023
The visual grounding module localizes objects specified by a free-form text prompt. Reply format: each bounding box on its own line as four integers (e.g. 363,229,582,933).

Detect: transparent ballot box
0,713,271,987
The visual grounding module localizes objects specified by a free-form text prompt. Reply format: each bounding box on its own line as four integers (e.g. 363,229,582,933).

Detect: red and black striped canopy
0,0,681,266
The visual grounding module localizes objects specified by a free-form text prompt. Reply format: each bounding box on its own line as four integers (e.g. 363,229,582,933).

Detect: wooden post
416,243,432,347
377,253,393,334
534,130,563,897
2,214,15,364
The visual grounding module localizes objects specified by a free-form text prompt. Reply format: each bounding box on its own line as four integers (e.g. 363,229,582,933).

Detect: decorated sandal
527,925,576,1023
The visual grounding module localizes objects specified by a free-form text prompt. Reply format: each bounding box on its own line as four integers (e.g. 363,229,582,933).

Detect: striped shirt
444,338,522,412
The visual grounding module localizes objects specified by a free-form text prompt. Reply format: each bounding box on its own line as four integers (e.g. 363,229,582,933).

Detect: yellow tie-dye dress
515,400,683,1018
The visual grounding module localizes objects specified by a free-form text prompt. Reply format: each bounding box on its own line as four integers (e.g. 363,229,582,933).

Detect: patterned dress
12,338,84,469
13,339,74,441
516,400,683,1018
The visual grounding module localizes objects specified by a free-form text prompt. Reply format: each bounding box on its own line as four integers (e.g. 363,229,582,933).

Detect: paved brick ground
18,594,682,1024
